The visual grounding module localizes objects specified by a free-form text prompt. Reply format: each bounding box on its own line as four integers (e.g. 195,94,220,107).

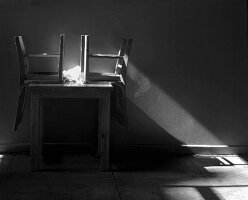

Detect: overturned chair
13,34,65,131
80,35,132,126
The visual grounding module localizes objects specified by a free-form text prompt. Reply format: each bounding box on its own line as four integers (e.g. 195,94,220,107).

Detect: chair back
14,34,65,83
80,35,132,84
114,38,132,84
13,34,65,131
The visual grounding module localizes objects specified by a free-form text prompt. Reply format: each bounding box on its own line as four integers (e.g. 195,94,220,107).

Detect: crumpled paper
63,65,83,84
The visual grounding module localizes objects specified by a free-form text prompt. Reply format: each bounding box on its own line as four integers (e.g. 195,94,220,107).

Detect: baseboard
1,143,248,155
0,143,30,154
122,144,248,155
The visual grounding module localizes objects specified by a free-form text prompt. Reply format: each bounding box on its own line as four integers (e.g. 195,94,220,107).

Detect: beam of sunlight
127,63,225,146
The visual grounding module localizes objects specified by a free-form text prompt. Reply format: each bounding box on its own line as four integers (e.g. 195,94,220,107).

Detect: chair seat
26,73,60,82
24,80,61,84
87,72,122,82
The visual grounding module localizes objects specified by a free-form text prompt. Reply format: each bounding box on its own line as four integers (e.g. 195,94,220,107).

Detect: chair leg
98,97,110,171
98,99,103,157
31,90,43,171
13,84,28,131
112,83,128,127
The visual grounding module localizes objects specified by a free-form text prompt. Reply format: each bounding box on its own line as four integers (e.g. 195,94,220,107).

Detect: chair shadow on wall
110,98,193,172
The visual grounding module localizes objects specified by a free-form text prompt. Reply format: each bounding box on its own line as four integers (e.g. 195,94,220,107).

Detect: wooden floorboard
112,155,206,200
111,154,248,200
0,155,120,200
1,153,248,199
0,155,13,187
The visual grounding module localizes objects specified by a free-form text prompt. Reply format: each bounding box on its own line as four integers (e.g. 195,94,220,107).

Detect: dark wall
0,0,247,148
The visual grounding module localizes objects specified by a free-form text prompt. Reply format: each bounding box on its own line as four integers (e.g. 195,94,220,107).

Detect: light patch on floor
223,156,247,165
213,186,248,200
195,154,248,166
160,187,205,200
0,154,4,163
216,157,231,165
2,154,248,199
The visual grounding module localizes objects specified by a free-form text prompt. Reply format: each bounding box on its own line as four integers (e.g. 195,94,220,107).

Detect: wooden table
29,82,113,171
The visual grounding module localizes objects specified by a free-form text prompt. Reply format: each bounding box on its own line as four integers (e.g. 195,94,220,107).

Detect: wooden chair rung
89,54,123,59
28,53,60,58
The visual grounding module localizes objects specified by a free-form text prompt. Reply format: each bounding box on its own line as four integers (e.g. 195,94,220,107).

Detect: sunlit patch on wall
134,72,151,97
127,63,225,145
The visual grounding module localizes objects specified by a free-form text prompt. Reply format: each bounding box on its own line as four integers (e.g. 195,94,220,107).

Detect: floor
0,150,248,200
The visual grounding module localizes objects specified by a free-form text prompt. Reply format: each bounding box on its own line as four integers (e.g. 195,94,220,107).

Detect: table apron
30,88,112,99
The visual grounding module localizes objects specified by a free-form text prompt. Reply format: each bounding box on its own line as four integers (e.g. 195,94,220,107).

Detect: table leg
97,99,102,157
31,92,43,171
98,96,110,171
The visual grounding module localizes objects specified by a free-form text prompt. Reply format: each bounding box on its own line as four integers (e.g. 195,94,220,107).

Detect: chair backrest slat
115,39,132,84
90,54,123,59
115,39,127,75
58,34,65,83
28,53,60,58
